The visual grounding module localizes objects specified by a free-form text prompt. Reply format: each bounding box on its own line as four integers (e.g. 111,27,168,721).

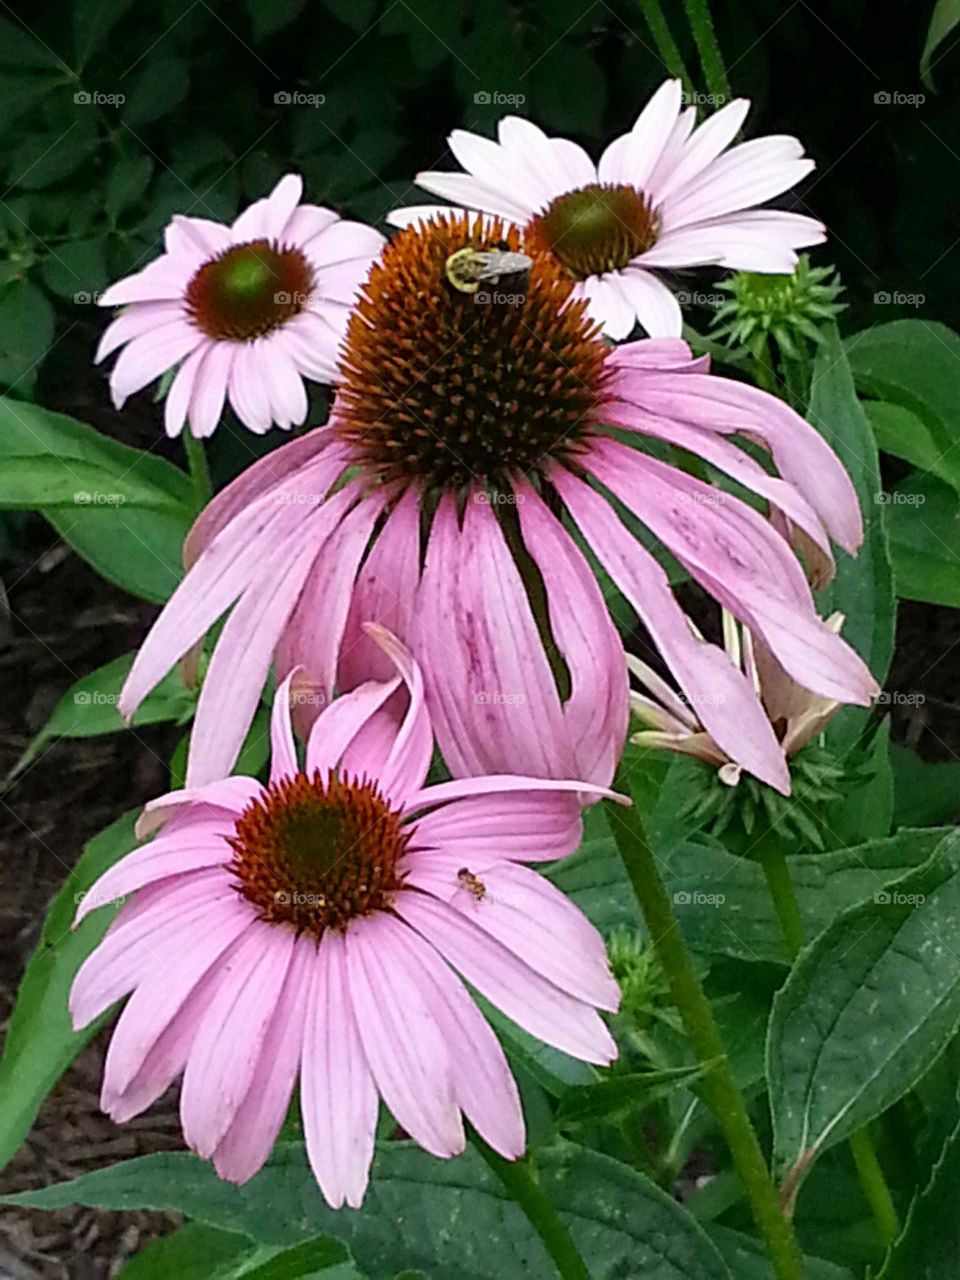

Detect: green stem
681,0,730,103
639,0,694,96
182,428,212,514
474,1140,591,1280
757,827,901,1249
756,833,806,960
605,771,804,1280
849,1128,901,1248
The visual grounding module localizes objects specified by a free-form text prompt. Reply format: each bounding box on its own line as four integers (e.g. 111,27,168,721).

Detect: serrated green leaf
0,811,138,1173
769,831,960,1201
1,1140,732,1279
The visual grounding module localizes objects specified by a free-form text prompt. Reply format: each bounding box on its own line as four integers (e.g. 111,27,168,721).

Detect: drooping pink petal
381,917,525,1159
300,929,379,1209
180,922,295,1158
403,772,623,814
552,464,790,793
515,480,628,788
305,675,402,778
187,341,234,439
406,170,533,225
269,669,300,784
95,303,185,363
415,494,569,780
395,890,617,1065
213,932,314,1185
344,913,464,1157
164,341,212,438
109,321,201,407
136,777,263,838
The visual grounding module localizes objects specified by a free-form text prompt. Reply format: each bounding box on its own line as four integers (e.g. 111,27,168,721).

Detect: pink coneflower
96,173,384,437
120,212,876,797
388,80,824,338
71,629,620,1208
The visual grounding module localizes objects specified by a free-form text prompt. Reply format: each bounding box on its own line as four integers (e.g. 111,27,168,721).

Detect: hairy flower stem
474,1139,591,1280
182,428,212,514
639,0,694,96
682,0,730,104
605,768,805,1280
757,826,902,1249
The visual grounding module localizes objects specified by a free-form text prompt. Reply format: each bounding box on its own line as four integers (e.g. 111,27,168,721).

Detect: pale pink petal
213,932,314,1184
552,465,790,793
275,490,387,722
136,777,263,838
612,336,709,374
412,860,619,1010
187,340,234,439
283,204,339,247
409,171,536,224
180,922,295,1157
164,341,212,438
186,491,360,787
263,173,304,242
70,871,239,1029
99,256,195,307
453,123,556,210
601,394,834,569
663,137,814,231
549,137,597,188
395,891,617,1065
348,624,432,803
103,907,256,1100
609,369,863,553
409,789,583,863
652,98,751,203
109,321,201,407
305,675,401,777
227,342,274,434
415,494,569,780
386,204,467,230
260,341,308,430
183,429,345,569
403,773,622,814
167,214,232,257
579,275,636,340
646,106,698,190
269,670,300,783
597,79,683,186
305,219,385,269
275,312,342,385
339,486,422,690
344,914,464,1157
515,480,628,788
74,825,233,925
617,268,682,337
660,209,825,271
383,918,524,1159
300,929,378,1209
95,303,185,363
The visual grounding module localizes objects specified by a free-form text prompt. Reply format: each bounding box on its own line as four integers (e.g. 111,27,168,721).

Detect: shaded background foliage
1,0,960,1275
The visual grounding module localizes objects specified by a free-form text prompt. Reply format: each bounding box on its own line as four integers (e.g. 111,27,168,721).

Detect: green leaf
0,454,190,511
878,1081,960,1277
0,812,139,1173
921,0,960,89
124,56,190,127
105,153,154,221
707,1225,853,1279
892,743,960,827
768,831,960,1200
886,471,960,607
247,0,307,39
664,827,951,964
0,398,191,601
119,1222,356,1279
844,320,960,492
7,651,196,781
865,400,955,486
8,110,98,190
73,0,136,69
0,16,68,68
4,1140,732,1279
809,330,894,752
556,1064,711,1128
0,279,55,394
40,236,108,299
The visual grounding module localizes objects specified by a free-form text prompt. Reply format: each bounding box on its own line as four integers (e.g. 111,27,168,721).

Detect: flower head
710,256,846,360
71,628,621,1208
388,81,825,339
119,212,876,799
96,173,384,437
